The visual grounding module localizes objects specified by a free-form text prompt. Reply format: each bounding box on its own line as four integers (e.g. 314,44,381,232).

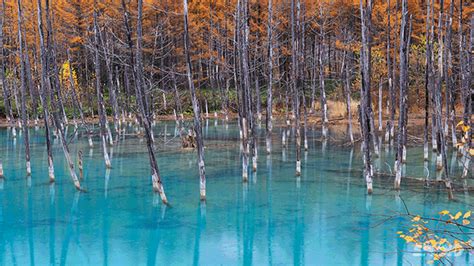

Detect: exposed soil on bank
0,112,469,147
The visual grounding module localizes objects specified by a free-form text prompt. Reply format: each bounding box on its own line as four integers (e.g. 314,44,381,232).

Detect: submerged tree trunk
93,4,112,169
136,0,168,203
386,0,395,143
435,0,453,199
423,0,433,161
36,0,55,182
394,0,409,190
359,0,373,194
292,0,302,176
265,0,273,155
183,0,207,201
16,0,31,176
44,0,81,190
238,0,251,182
318,5,329,127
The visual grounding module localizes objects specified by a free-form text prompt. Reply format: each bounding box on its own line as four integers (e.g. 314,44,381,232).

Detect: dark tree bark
237,0,251,182
394,0,409,189
359,0,373,194
385,0,395,143
434,0,453,199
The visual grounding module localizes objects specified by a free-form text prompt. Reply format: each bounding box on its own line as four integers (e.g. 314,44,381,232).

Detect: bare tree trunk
237,0,251,182
136,0,168,203
36,0,55,182
359,0,373,194
100,31,119,136
394,0,409,189
93,4,111,169
423,0,433,161
378,81,382,132
183,0,207,201
344,50,354,144
444,0,457,147
292,0,302,176
265,0,273,154
434,0,453,199
16,0,31,176
318,5,329,127
0,0,10,124
386,0,395,143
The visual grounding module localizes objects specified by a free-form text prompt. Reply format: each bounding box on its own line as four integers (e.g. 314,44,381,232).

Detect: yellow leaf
412,216,421,222
439,210,449,215
454,212,462,220
396,231,403,234
463,220,470,226
456,121,464,128
463,211,471,219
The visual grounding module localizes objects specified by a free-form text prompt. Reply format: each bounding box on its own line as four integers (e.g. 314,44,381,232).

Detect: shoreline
0,113,467,147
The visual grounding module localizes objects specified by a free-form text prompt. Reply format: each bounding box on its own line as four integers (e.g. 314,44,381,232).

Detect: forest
0,0,472,264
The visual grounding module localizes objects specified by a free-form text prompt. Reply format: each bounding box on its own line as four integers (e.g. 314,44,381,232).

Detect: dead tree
343,44,354,144
318,4,329,127
93,3,112,169
291,0,302,176
385,0,395,143
36,0,55,182
44,0,81,190
265,0,274,154
359,0,373,194
394,0,409,189
16,0,31,176
136,0,168,203
99,30,120,136
423,0,433,161
444,0,457,147
237,0,251,182
183,0,207,201
434,0,453,199
0,0,10,124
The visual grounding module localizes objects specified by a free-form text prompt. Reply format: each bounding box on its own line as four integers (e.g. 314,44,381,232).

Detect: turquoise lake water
0,120,472,265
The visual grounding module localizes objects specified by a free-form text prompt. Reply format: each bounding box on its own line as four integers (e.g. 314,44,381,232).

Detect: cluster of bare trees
0,0,471,203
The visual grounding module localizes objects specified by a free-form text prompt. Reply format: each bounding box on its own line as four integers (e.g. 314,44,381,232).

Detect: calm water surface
0,121,472,265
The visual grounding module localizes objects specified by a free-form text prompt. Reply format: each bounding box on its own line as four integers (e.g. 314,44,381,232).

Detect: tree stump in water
182,129,197,149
